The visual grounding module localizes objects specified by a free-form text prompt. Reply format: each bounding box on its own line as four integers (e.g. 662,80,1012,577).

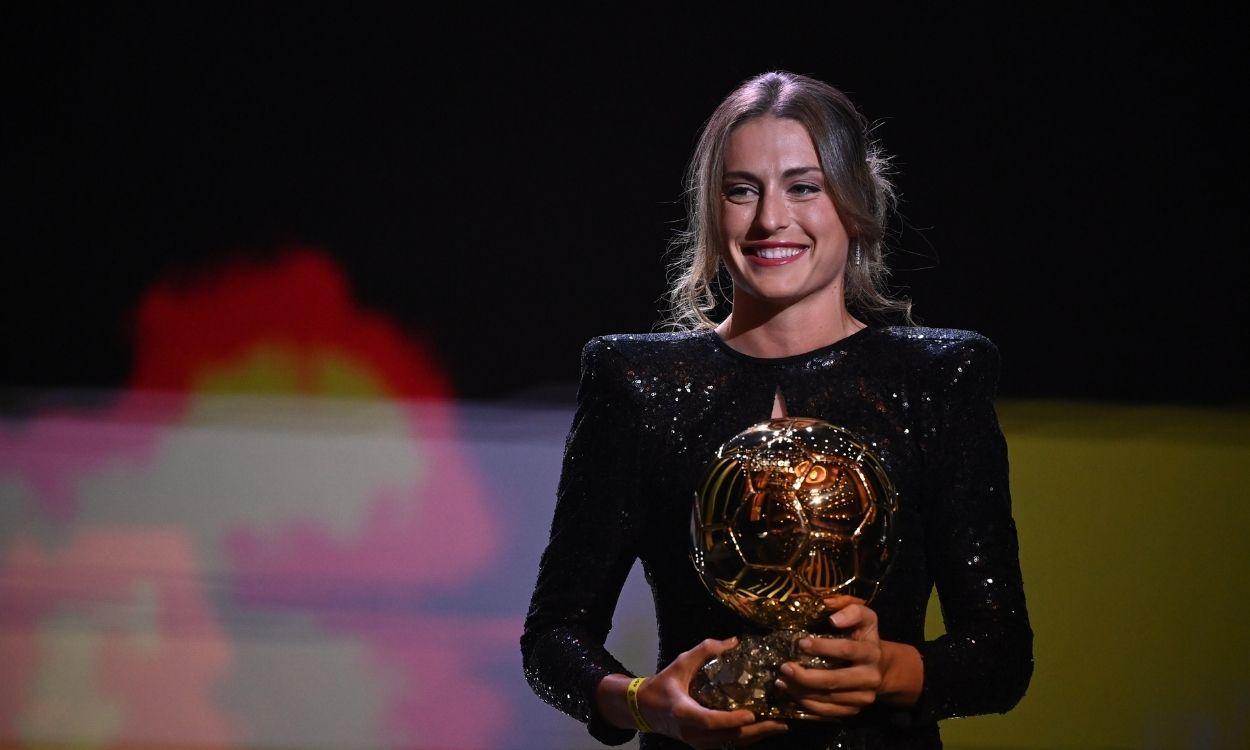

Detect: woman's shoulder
870,327,1002,401
580,330,711,369
870,325,999,366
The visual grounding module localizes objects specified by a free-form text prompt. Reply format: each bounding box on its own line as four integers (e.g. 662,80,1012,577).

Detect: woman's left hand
774,595,883,719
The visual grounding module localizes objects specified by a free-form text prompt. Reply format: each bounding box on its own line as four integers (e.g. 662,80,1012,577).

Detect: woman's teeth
755,247,806,259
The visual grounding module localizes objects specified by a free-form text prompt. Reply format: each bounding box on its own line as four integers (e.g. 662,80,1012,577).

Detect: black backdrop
4,5,1247,403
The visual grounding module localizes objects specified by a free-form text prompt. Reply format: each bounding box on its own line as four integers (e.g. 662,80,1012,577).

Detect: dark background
4,5,1246,403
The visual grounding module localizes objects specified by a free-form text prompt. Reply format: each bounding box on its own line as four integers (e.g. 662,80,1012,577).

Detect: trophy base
689,630,849,721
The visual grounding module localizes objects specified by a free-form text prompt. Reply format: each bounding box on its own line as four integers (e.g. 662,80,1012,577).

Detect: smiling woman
521,71,1033,750
718,117,857,326
664,71,912,344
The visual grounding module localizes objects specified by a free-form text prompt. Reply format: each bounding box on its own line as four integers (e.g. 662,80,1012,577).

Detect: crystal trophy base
689,630,849,721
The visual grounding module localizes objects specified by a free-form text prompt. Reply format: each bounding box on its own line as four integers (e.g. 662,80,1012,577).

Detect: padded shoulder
584,330,707,369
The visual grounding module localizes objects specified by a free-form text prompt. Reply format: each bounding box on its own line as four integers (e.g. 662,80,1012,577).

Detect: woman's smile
742,241,809,266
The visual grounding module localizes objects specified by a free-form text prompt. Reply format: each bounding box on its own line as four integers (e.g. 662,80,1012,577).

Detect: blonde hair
660,71,914,331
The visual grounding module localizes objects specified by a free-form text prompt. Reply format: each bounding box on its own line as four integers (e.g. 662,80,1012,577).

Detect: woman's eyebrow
723,166,822,180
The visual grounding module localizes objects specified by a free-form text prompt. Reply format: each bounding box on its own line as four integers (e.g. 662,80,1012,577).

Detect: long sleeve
520,337,646,746
909,335,1034,724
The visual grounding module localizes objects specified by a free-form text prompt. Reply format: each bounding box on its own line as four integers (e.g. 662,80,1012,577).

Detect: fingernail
780,663,794,676
798,638,813,650
774,678,786,689
831,611,847,627
727,636,739,646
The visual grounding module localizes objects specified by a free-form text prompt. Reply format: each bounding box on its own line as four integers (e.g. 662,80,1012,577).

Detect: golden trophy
688,417,898,720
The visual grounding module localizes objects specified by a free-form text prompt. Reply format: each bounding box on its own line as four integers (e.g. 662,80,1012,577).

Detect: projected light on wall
1,247,515,749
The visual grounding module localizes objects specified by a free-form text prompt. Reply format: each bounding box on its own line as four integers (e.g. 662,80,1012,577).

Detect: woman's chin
739,286,809,309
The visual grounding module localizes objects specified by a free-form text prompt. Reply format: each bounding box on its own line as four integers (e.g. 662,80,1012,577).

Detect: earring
853,239,862,266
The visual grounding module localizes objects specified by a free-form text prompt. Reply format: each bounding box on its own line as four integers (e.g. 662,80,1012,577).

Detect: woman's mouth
743,244,809,266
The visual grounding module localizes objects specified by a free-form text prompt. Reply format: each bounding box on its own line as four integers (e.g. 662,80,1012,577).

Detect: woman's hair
660,70,914,331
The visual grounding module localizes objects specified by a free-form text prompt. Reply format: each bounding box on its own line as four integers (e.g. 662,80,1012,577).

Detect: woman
520,71,1033,749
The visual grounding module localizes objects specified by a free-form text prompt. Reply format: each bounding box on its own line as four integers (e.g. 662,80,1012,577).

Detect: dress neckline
704,324,878,365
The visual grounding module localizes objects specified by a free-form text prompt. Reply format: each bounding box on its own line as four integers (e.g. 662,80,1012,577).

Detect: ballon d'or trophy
688,417,898,720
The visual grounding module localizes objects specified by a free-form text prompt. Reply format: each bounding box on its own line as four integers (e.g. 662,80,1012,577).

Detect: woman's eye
723,185,757,201
790,183,821,196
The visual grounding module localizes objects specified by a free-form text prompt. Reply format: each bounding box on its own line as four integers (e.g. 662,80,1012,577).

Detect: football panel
730,491,809,567
697,456,748,527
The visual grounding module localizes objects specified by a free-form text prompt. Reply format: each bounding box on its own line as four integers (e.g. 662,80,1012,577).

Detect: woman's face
719,115,851,309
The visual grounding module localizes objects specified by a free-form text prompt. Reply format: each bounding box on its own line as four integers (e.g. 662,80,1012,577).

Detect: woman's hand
773,595,884,719
638,637,790,748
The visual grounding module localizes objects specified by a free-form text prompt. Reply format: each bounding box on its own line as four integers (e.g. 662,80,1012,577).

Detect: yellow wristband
626,676,652,733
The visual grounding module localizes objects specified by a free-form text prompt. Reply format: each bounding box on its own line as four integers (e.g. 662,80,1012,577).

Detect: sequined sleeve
911,335,1034,724
520,337,645,746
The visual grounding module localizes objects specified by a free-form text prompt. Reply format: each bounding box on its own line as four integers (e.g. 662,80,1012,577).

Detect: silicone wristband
626,676,652,733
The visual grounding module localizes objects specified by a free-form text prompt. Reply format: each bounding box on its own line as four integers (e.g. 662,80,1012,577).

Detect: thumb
831,603,879,640
705,635,740,657
675,636,739,681
822,594,866,611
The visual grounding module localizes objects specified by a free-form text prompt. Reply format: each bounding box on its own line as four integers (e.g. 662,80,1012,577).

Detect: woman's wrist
595,673,642,731
626,676,653,732
877,641,923,707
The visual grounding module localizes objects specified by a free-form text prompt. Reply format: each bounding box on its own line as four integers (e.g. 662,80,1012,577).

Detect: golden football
689,417,898,630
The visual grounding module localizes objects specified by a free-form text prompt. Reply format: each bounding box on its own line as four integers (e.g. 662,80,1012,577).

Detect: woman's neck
714,292,865,360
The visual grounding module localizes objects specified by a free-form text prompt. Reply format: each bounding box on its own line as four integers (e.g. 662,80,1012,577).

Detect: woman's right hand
637,637,790,749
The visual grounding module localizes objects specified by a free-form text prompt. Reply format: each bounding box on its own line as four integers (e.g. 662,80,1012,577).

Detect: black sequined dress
520,326,1033,749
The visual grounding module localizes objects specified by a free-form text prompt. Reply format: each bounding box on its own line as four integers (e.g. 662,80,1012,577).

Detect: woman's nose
754,189,789,233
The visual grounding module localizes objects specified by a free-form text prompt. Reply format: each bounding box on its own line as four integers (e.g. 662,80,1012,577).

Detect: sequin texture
520,326,1033,748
